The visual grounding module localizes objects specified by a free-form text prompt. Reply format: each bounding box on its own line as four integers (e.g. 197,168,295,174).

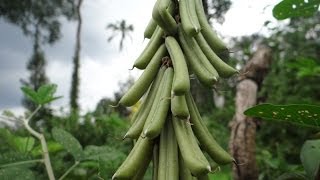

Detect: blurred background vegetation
0,0,319,179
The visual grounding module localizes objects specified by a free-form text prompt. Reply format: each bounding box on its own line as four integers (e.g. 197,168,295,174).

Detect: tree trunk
229,45,272,180
70,0,83,114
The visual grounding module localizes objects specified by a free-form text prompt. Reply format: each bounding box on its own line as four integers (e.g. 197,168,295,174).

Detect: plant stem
58,161,80,180
23,105,56,180
0,159,44,168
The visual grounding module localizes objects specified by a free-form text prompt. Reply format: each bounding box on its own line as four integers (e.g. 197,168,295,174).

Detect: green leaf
36,84,62,104
300,140,320,179
97,159,110,180
83,145,125,161
0,129,35,153
244,104,320,128
21,84,62,105
286,57,320,78
0,152,33,167
52,127,83,161
276,172,308,180
31,141,64,157
21,86,39,104
0,167,35,180
273,0,320,20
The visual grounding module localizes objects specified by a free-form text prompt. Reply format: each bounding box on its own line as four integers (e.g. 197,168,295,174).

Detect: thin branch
25,105,42,122
23,105,55,180
58,161,80,180
0,159,44,168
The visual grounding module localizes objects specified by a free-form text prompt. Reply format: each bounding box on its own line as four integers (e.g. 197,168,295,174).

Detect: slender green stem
0,159,44,168
23,105,56,180
58,161,80,180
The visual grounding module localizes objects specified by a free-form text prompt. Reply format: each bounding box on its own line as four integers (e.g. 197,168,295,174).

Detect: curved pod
120,44,167,106
165,36,190,95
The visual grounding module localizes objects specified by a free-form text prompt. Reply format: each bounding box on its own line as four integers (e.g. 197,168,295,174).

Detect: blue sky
0,0,280,115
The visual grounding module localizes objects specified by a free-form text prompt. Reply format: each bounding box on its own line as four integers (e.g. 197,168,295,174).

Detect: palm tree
106,20,134,51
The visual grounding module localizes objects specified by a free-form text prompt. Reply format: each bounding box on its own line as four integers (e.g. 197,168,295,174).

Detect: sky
0,0,280,116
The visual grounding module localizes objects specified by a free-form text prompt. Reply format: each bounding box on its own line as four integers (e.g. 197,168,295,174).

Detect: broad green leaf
0,129,35,153
300,140,320,179
52,127,83,161
244,104,320,128
37,84,62,104
31,141,64,157
83,145,125,161
273,0,320,20
286,57,320,78
0,167,35,180
21,86,39,104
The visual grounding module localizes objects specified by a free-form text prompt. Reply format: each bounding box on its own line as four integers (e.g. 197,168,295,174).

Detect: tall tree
106,19,134,51
70,0,83,115
229,46,272,180
0,0,76,125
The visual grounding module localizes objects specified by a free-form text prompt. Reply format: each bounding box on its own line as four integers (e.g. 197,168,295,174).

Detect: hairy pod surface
133,27,164,69
120,44,167,107
171,94,189,119
152,143,160,180
165,36,190,95
158,117,179,180
181,27,219,80
172,115,211,176
179,0,201,36
152,0,176,35
144,18,158,39
143,67,173,139
124,66,166,139
194,0,227,53
178,152,196,180
178,25,217,87
194,32,238,78
112,137,154,179
186,92,234,164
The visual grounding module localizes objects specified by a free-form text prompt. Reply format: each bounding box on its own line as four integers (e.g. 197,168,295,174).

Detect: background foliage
0,0,320,179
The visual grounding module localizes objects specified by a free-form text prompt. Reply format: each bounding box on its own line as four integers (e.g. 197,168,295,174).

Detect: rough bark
229,45,272,180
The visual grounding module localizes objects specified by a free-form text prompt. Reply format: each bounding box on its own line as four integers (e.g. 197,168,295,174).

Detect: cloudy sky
0,0,280,115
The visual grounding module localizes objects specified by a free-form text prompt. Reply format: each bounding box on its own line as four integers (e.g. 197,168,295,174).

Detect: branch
58,161,80,180
0,159,44,168
23,105,56,180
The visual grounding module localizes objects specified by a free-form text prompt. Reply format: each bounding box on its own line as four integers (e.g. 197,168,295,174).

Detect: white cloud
215,0,280,37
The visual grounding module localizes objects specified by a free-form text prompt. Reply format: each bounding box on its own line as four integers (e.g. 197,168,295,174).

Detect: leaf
286,57,320,78
273,0,320,20
0,167,35,180
36,84,62,104
300,140,320,179
83,145,125,161
0,152,33,167
52,127,83,161
21,84,62,105
276,172,308,180
97,159,110,180
31,141,64,157
244,104,320,128
21,86,39,104
0,129,35,153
